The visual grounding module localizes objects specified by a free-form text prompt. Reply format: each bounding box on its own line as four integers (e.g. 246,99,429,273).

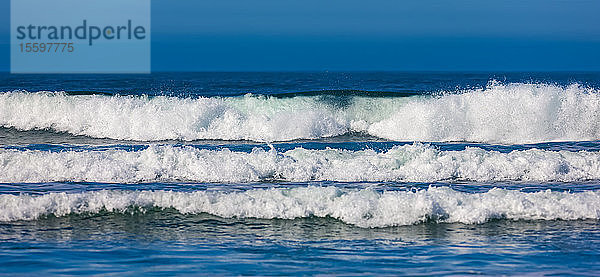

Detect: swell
1,186,599,227
2,144,600,183
1,82,600,143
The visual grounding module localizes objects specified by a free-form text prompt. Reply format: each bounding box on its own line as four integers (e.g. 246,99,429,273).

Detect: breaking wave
1,186,598,227
2,144,600,183
1,82,600,144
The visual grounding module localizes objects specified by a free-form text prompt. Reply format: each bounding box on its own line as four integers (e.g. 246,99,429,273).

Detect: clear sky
1,0,599,71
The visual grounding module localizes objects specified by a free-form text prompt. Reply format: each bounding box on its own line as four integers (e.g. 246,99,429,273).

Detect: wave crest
1,82,600,143
2,144,600,183
1,187,599,227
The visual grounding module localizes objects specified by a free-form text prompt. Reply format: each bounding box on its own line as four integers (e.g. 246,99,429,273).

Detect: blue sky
1,0,599,71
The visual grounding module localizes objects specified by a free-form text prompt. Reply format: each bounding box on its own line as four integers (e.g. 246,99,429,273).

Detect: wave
1,186,599,227
2,144,600,183
1,82,600,144
273,89,418,98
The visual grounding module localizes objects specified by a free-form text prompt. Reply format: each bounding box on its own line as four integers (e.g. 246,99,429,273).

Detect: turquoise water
1,72,600,275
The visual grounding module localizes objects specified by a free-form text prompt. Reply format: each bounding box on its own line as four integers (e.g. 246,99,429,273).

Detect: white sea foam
1,186,598,227
0,91,350,141
2,144,600,183
1,82,600,143
366,82,600,143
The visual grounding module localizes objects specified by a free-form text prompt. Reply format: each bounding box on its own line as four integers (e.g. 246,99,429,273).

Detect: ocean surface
1,72,600,275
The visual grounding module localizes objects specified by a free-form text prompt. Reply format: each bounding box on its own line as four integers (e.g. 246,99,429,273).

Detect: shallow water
2,213,599,275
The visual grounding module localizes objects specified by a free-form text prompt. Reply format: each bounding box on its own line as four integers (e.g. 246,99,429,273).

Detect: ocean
1,72,600,275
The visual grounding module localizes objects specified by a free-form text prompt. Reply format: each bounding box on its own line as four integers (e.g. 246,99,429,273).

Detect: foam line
1,187,598,227
2,144,600,183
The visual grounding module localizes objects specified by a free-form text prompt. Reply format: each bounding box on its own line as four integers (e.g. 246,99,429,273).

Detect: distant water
1,72,600,275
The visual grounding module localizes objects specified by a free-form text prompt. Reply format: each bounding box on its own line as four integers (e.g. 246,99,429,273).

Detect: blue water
1,72,600,275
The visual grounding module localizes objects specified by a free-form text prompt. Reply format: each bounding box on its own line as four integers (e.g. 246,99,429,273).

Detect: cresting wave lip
1,186,599,227
1,82,600,144
1,144,600,183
